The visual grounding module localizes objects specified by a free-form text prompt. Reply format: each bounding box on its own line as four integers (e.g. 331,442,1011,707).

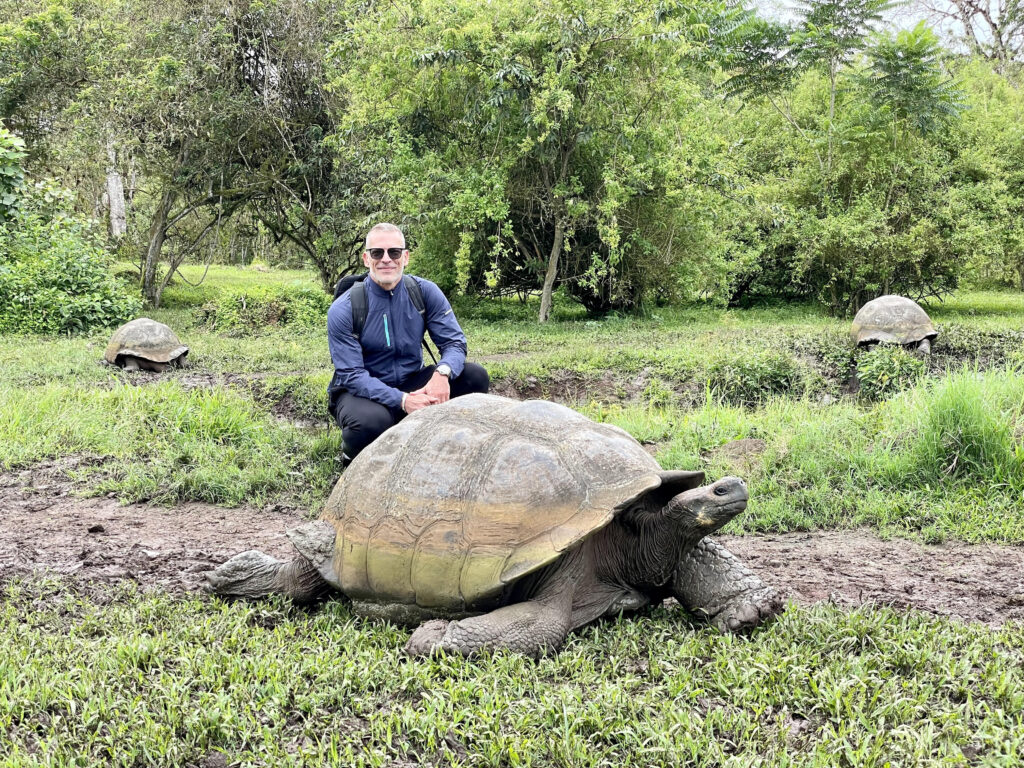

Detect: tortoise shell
103,318,189,366
850,295,938,347
322,394,694,612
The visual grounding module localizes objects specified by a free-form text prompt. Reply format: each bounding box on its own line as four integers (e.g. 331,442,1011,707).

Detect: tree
722,8,968,312
2,0,360,305
334,0,730,320
914,0,1024,71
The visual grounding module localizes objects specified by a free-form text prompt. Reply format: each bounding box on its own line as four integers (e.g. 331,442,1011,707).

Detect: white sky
750,1,977,52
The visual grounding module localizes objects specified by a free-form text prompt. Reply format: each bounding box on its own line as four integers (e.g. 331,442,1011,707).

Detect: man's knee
335,396,397,457
455,362,489,395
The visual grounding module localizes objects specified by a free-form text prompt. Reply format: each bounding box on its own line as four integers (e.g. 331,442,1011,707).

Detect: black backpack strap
405,276,426,317
349,280,368,339
406,277,438,364
334,272,364,300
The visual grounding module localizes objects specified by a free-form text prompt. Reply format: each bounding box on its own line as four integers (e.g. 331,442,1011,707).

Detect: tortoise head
664,476,748,535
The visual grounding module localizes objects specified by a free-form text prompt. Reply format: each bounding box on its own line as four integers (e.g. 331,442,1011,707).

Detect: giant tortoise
104,317,188,372
206,394,781,656
851,295,938,354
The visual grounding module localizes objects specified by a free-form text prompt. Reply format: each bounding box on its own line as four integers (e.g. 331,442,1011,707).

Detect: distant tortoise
104,318,188,372
851,295,938,354
206,394,781,657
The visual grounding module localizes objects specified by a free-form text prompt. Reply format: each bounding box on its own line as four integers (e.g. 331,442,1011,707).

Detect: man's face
363,230,409,290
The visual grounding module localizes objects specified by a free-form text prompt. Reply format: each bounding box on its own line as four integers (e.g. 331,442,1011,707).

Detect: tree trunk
105,144,127,240
826,64,837,188
143,188,177,308
538,220,564,323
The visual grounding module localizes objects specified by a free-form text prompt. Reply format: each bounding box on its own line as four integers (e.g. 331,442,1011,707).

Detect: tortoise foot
405,619,451,656
711,588,783,633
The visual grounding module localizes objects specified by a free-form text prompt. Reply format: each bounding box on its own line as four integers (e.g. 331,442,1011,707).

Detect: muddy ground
3,465,1022,626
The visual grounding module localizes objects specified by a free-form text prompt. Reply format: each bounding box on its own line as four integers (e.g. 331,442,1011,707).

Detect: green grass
583,368,1024,543
0,380,342,508
1,277,1022,536
3,271,1024,765
0,579,1021,767
157,264,322,309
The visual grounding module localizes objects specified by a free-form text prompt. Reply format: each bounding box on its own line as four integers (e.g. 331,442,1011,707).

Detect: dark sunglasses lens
368,248,404,260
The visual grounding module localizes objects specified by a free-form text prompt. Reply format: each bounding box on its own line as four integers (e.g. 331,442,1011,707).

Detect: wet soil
2,467,1022,625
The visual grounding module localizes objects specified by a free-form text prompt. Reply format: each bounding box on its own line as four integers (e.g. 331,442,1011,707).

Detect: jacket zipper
383,313,391,347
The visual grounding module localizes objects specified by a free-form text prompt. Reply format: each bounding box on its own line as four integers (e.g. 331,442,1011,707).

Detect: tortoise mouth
711,498,747,521
693,498,747,527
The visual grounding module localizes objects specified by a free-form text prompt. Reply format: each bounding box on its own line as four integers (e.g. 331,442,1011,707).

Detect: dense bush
0,206,141,334
197,285,331,333
705,348,820,406
856,345,926,401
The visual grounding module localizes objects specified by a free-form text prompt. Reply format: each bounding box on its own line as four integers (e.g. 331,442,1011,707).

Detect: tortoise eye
714,486,729,496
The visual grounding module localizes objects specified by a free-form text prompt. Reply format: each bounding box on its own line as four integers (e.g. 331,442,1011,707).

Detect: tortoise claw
405,619,451,656
711,589,784,634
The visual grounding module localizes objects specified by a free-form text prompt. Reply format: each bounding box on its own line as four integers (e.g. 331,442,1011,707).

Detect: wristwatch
435,364,453,379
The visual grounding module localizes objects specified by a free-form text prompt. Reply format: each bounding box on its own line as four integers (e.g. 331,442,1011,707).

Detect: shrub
0,128,27,221
705,349,813,406
197,285,331,333
0,208,142,335
856,345,926,401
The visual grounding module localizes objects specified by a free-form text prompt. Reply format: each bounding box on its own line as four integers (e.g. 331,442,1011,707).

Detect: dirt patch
1,472,1022,625
489,368,661,404
721,531,1024,625
0,467,300,596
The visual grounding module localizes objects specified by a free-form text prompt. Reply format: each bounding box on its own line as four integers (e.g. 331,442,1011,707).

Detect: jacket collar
364,275,406,298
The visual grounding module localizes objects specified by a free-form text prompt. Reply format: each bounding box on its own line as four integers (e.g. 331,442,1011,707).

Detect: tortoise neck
594,501,702,589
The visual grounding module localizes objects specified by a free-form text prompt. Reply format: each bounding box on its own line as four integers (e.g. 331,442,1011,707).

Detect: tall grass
877,369,1024,494
584,367,1024,542
0,381,342,507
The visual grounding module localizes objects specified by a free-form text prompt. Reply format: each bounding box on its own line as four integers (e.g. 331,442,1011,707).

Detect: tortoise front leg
671,538,782,632
405,595,573,658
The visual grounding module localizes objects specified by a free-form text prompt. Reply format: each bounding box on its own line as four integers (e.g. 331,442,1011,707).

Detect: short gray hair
365,222,405,249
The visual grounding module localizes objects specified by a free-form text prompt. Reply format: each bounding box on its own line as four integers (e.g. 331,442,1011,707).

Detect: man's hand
417,371,451,405
402,391,438,414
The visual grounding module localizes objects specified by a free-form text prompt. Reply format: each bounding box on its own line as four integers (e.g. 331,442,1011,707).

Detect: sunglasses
367,247,406,260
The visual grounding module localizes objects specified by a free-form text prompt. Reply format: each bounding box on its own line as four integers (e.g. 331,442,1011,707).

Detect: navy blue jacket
327,275,468,410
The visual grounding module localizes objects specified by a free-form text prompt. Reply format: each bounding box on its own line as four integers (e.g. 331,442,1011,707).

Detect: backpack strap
405,275,426,318
349,280,368,339
406,277,439,364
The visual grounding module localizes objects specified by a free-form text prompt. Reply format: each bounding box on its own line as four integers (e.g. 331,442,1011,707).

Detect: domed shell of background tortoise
322,394,671,612
850,295,938,347
103,317,189,366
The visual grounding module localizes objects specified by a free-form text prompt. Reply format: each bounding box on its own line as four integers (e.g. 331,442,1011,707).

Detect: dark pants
333,362,490,458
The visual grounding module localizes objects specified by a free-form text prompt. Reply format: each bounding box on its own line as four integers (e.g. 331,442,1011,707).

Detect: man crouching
327,223,490,463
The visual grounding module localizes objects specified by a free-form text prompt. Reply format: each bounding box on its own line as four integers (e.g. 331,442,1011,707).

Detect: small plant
856,345,925,401
0,127,27,221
